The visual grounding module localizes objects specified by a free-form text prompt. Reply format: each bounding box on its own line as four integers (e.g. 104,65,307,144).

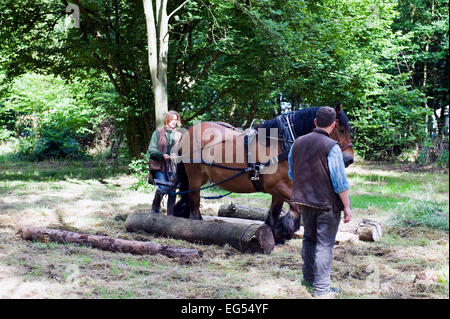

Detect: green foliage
128,154,154,192
1,73,108,160
394,199,449,231
351,88,430,160
34,124,87,160
392,0,449,137
15,125,88,161
417,135,449,167
15,136,36,159
0,0,447,161
0,128,13,142
437,150,449,168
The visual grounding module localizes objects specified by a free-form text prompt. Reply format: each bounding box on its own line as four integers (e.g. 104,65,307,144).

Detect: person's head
314,107,336,131
164,110,181,130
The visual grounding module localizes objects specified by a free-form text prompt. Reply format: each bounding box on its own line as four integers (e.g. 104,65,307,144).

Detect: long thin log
218,203,268,221
125,213,275,254
17,226,202,259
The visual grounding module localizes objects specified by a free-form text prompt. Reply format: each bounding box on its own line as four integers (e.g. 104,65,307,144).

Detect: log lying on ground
357,219,383,242
202,215,264,225
293,226,359,244
218,203,268,221
17,226,202,259
125,213,275,254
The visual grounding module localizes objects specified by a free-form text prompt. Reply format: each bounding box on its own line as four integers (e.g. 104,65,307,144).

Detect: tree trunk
143,0,169,128
218,203,268,221
124,113,153,158
17,226,202,259
125,212,275,254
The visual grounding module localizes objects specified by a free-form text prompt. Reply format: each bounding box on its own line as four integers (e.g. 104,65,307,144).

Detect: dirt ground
0,163,448,299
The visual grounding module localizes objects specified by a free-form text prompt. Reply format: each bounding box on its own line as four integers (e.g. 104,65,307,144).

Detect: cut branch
17,226,202,259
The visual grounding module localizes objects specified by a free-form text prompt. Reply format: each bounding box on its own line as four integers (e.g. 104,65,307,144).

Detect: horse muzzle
343,153,354,167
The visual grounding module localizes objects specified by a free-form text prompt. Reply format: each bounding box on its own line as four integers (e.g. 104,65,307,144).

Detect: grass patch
94,287,137,299
0,162,128,182
393,200,449,231
351,195,408,210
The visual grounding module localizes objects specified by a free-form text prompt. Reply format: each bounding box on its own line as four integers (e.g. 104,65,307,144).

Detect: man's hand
163,154,171,161
343,207,352,223
338,190,352,223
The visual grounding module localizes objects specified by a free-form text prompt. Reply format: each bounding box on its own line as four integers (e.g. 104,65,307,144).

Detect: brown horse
172,105,354,243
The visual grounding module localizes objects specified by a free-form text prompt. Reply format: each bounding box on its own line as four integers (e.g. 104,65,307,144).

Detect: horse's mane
254,107,350,140
254,107,318,138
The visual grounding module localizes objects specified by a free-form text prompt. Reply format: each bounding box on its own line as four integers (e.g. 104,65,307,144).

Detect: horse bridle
341,143,353,151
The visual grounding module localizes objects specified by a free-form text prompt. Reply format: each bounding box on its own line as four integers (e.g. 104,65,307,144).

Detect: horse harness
243,113,296,192
171,120,295,195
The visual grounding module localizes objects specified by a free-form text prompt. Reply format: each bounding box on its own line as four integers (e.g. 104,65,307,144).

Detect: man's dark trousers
301,206,341,295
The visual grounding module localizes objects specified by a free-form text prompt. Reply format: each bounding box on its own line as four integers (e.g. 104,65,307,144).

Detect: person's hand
343,207,352,223
163,154,171,161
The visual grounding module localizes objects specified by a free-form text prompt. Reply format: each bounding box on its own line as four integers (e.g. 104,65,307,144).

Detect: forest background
0,0,448,166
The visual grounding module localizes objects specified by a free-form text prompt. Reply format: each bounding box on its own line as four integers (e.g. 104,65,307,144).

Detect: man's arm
328,144,352,223
288,144,294,181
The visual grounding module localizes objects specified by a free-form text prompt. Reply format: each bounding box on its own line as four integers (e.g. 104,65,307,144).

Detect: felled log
218,203,268,221
17,225,202,259
293,226,359,244
202,215,264,225
125,213,275,254
335,232,359,244
357,219,383,242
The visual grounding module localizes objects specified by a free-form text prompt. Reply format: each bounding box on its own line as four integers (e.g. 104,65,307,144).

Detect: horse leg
265,196,286,244
267,182,302,242
173,162,191,218
188,190,203,220
185,165,206,220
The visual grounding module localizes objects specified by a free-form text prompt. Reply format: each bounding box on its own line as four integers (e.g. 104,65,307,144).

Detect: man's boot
151,192,163,214
166,194,176,216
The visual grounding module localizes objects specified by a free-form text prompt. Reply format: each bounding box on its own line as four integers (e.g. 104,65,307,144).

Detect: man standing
288,106,352,298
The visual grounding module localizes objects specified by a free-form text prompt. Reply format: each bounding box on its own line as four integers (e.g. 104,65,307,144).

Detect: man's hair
315,107,336,128
163,110,182,127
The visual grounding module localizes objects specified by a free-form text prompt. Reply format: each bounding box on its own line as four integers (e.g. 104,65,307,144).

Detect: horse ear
335,103,343,121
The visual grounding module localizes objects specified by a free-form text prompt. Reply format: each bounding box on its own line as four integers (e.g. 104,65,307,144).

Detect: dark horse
172,105,354,243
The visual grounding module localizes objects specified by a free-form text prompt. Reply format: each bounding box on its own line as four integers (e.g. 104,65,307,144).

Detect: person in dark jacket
148,110,181,215
288,106,352,298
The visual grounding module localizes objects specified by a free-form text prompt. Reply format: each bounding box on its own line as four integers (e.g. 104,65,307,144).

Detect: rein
168,167,252,196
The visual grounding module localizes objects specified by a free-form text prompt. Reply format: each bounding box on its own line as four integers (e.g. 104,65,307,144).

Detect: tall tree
143,0,190,127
